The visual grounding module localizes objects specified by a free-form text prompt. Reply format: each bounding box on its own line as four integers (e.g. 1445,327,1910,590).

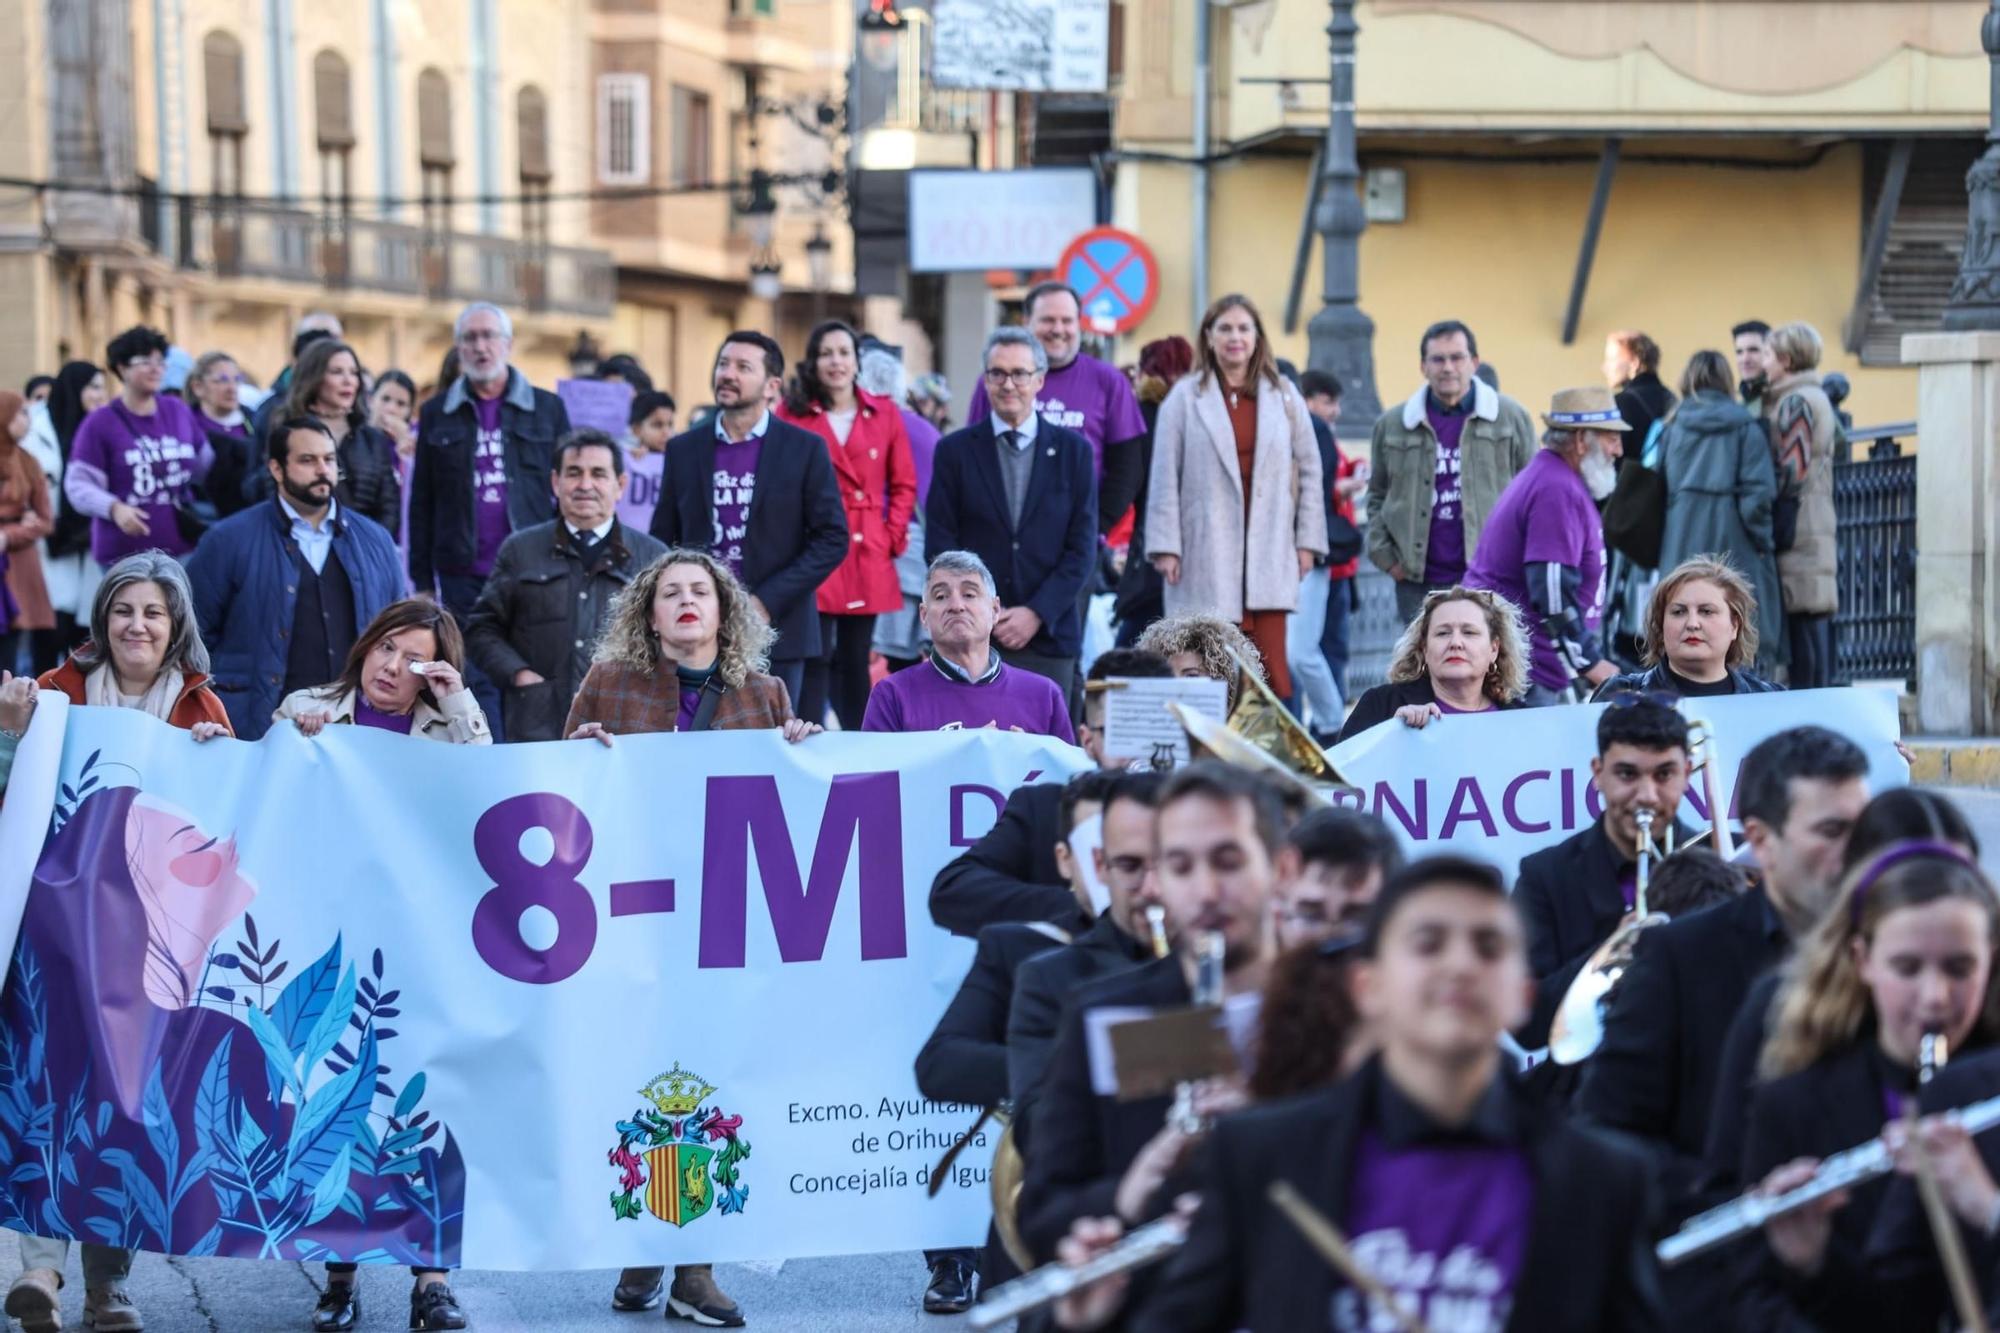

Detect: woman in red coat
777,320,917,729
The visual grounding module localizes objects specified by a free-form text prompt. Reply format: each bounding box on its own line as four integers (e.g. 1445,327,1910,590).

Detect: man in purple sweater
861,551,1075,741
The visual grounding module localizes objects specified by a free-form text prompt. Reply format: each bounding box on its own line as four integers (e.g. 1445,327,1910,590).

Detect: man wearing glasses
924,327,1098,700
409,302,571,737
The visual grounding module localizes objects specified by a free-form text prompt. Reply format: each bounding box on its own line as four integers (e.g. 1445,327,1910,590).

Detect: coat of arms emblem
606,1064,751,1227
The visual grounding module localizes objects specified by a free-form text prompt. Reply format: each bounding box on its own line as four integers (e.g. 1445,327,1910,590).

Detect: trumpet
1168,930,1227,1135
967,1215,1187,1330
1659,1083,2000,1265
1143,904,1172,960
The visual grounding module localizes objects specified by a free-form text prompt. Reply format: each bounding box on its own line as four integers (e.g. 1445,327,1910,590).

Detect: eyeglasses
458,329,508,346
125,355,166,370
983,368,1039,386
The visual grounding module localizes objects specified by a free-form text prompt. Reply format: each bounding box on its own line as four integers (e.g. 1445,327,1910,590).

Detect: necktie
1001,430,1020,451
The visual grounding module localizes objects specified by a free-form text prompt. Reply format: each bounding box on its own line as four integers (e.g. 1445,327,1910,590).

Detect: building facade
1111,0,1991,428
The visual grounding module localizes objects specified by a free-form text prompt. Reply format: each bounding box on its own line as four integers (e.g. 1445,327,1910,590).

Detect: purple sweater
66,397,214,561
860,656,1074,741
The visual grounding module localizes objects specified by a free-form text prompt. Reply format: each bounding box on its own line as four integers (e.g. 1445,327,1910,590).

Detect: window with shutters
1856,138,1986,366
671,86,711,188
314,51,354,217
202,31,246,198
517,85,552,246
597,74,650,186
417,68,455,236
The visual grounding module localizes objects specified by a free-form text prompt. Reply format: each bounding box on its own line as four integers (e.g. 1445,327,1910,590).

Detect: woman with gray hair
35,549,231,738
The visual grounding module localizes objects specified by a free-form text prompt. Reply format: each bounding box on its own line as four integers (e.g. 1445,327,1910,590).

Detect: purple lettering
470,793,599,985
1560,768,1577,831
1439,777,1498,839
1502,771,1552,834
700,771,908,967
950,784,1005,848
1584,779,1604,822
1373,779,1428,841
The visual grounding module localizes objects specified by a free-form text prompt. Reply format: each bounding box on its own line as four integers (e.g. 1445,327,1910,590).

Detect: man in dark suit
913,770,1120,1313
926,326,1097,699
1516,696,1693,1049
1574,726,1869,1324
1056,855,1665,1332
1016,764,1284,1266
649,331,848,706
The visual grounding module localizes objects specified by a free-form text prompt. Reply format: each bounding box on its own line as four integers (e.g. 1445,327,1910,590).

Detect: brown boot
4,1268,62,1333
81,1284,143,1333
667,1266,743,1327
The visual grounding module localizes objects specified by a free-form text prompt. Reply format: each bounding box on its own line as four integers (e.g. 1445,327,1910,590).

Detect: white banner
0,703,1087,1269
1323,688,1909,881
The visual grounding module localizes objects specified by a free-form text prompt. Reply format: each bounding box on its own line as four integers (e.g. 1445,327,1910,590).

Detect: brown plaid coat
562,660,795,737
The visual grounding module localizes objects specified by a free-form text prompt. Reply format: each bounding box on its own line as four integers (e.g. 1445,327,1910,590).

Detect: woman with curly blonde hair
1135,612,1265,710
1738,840,2000,1332
565,547,821,744
1593,555,1781,700
1336,585,1528,741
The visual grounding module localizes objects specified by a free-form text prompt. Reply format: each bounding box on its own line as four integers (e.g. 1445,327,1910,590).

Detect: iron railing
1344,565,1403,700
1832,422,1917,685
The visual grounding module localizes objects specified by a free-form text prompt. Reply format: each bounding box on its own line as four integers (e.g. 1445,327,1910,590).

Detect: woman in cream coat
1145,293,1326,697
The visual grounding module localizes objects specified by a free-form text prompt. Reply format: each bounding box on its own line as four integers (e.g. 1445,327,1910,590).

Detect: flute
1659,1088,2000,1265
966,1215,1186,1330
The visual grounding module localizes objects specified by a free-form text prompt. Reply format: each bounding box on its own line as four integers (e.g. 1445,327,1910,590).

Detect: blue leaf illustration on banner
187,1222,223,1257
302,966,358,1077
270,936,342,1054
233,1103,266,1165
94,1102,111,1138
306,1143,352,1225
85,1217,123,1245
100,1149,167,1247
243,1003,301,1101
287,1027,376,1190
193,1034,233,1164
141,1064,178,1184
392,1072,426,1120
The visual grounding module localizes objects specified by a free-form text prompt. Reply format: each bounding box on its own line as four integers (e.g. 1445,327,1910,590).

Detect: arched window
516,85,551,246
313,50,354,212
416,68,455,234
202,31,246,197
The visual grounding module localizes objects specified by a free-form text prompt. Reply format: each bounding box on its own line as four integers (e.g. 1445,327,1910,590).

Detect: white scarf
84,661,187,723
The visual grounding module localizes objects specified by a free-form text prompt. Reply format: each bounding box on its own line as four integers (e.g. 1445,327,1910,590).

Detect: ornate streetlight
1305,0,1381,430
1946,0,2000,329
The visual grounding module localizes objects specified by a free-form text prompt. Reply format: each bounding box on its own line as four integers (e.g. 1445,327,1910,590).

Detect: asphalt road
8,787,2000,1332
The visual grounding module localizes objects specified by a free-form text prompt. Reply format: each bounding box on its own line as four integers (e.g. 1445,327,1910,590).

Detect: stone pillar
938,271,992,422
1902,330,2000,734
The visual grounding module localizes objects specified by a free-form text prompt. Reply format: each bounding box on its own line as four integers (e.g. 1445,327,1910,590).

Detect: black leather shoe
409,1282,469,1331
313,1283,360,1331
612,1266,666,1312
922,1256,979,1315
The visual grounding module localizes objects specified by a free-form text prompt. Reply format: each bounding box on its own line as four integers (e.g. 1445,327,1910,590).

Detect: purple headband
1849,839,1983,929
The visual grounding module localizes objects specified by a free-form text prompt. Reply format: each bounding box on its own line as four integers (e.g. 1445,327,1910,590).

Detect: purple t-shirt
1466,450,1606,693
860,659,1074,741
1421,397,1471,585
354,698,416,734
618,445,664,534
467,394,510,577
900,408,941,508
67,397,213,561
712,436,762,578
966,353,1145,478
1339,1127,1533,1332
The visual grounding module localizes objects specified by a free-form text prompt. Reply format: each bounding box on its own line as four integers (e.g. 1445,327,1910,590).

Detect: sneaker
922,1254,979,1315
312,1281,361,1331
612,1268,666,1313
80,1286,142,1333
666,1266,744,1328
408,1282,468,1331
5,1268,62,1333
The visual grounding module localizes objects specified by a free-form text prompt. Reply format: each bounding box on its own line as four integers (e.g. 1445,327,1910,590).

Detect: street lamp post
1946,0,2000,329
1305,0,1381,431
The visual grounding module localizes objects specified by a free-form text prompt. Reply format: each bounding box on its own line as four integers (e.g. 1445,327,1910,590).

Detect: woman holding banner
566,548,822,1325
1335,585,1529,742
1593,557,1780,701
273,598,491,744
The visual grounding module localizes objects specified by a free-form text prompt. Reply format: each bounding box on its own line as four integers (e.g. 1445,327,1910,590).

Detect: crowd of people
0,285,1944,1333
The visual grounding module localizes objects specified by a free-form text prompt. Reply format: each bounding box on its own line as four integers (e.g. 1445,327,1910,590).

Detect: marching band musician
1574,726,1869,1323
1515,695,1694,1049
1269,806,1404,949
911,770,1119,1312
1739,840,2000,1333
1015,764,1284,1265
1051,855,1666,1332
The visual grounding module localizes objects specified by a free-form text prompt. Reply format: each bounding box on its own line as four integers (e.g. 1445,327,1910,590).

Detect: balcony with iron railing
149,198,615,318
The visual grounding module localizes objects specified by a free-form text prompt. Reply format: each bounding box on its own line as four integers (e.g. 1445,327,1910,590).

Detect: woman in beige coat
1763,320,1839,688
1145,293,1326,697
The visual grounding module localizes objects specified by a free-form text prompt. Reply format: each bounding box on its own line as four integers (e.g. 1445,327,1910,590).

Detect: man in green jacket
1365,320,1538,625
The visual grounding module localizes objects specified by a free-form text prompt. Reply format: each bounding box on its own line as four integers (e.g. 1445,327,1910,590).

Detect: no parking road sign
1058,227,1160,335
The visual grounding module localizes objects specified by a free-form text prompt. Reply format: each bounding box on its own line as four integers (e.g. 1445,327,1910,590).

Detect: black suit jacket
913,921,1071,1109
1008,914,1157,1140
1868,1046,2000,1327
1017,956,1190,1264
925,417,1098,658
648,417,849,662
1516,818,1691,1049
1135,1059,1664,1332
929,783,1084,939
1335,677,1525,743
1575,887,1789,1201
1738,1040,1903,1333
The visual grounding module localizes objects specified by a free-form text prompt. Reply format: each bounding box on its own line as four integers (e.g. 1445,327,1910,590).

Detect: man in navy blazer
926,327,1098,698
649,330,848,707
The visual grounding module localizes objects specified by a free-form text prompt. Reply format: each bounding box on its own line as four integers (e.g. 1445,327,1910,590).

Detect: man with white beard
1465,387,1625,704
